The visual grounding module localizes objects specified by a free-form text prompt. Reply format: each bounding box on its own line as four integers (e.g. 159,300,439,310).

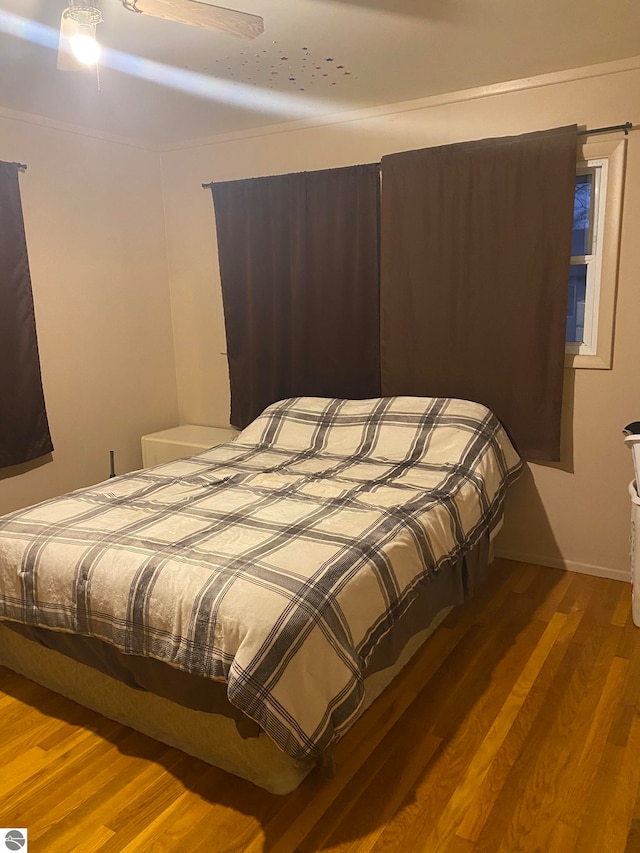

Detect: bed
0,396,521,793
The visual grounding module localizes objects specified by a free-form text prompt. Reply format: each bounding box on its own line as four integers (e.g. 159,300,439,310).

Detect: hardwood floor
1,559,640,852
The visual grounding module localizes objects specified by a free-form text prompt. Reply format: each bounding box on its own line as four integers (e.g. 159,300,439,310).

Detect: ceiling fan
57,0,264,70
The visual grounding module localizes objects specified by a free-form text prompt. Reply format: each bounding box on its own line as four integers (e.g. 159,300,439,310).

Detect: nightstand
141,425,239,467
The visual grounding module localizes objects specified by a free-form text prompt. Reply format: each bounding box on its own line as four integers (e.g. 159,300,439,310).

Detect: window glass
566,263,587,343
571,172,593,256
566,167,600,347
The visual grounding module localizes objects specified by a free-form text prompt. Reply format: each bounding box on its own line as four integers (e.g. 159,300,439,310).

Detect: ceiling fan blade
57,11,85,70
125,0,264,40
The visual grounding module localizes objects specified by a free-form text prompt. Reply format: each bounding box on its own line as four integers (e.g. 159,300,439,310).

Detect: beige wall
0,114,179,516
160,59,640,580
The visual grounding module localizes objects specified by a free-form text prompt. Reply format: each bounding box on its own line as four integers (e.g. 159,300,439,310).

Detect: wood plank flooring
1,559,640,852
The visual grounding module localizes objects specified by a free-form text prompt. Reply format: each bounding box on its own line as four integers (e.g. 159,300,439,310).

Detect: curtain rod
201,122,635,187
16,163,27,172
578,122,633,137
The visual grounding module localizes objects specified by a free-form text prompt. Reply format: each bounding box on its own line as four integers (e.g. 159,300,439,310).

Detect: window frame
566,162,604,355
565,137,626,370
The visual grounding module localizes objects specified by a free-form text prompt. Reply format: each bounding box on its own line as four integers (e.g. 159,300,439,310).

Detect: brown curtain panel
211,164,380,429
380,126,577,461
0,161,53,467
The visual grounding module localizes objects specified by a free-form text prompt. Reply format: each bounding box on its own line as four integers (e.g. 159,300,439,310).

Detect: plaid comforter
0,397,521,760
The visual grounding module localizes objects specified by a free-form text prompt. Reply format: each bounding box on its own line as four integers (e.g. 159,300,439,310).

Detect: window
565,138,625,369
566,168,600,349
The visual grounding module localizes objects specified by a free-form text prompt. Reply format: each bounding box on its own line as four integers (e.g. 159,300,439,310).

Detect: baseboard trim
494,549,630,583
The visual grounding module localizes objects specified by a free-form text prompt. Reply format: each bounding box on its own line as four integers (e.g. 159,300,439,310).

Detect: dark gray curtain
380,126,577,461
0,161,53,467
211,164,380,429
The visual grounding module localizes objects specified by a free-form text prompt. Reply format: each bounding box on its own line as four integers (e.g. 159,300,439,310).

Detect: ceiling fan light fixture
61,1,103,67
57,0,264,74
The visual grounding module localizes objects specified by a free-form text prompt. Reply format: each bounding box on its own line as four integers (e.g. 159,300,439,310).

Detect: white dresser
141,424,239,467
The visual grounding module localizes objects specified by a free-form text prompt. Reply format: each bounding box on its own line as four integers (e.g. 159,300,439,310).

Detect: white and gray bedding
0,396,521,762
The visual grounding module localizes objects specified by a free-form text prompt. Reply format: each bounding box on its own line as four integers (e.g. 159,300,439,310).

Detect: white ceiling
0,0,638,147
